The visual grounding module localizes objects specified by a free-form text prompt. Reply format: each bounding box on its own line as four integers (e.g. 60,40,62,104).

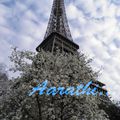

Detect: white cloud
0,39,12,64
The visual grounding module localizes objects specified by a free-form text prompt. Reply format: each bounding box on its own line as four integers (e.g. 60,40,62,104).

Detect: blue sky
0,0,120,101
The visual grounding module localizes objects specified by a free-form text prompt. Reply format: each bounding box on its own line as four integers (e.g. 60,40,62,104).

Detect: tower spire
36,0,79,53
44,0,73,41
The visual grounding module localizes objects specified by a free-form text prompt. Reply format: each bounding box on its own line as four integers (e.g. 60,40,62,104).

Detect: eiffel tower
36,0,79,53
36,0,108,99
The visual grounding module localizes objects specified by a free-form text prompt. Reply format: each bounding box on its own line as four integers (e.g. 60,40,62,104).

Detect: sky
0,0,120,101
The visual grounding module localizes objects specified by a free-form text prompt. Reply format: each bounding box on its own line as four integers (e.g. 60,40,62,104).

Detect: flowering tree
0,48,109,120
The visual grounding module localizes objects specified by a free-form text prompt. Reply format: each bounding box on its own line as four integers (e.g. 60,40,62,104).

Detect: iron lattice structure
44,0,73,41
36,0,79,53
